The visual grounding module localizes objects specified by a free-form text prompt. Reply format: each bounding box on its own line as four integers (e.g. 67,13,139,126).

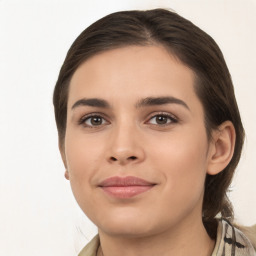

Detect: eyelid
77,111,178,127
78,112,110,126
145,111,178,124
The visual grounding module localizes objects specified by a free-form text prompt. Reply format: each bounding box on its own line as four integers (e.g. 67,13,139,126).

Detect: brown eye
148,114,177,125
155,115,168,124
91,117,103,125
83,116,107,127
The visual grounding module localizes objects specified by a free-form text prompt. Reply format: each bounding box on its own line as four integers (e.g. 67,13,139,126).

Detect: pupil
156,116,167,124
91,117,102,125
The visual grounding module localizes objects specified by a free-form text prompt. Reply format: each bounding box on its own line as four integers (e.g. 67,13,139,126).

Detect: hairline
58,43,214,149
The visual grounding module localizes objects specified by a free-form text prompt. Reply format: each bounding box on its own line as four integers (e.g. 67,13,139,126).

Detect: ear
59,141,70,180
207,121,236,175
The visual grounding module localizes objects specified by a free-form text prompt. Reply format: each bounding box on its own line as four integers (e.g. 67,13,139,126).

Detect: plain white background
0,0,255,255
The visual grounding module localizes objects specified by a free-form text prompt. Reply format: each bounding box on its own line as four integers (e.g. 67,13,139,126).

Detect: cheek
64,133,105,215
149,128,209,197
64,131,105,199
65,131,103,172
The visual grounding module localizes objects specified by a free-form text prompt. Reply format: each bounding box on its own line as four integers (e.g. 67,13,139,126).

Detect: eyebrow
135,96,190,110
71,98,110,109
71,96,189,110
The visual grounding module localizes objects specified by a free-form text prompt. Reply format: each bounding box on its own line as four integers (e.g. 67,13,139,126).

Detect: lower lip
101,185,154,198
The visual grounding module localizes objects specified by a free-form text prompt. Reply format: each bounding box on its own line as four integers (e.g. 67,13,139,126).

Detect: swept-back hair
53,8,244,238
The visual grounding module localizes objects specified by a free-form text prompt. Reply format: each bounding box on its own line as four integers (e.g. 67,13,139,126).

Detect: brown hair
53,8,244,238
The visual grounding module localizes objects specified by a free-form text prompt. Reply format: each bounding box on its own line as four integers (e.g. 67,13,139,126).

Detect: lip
98,176,156,198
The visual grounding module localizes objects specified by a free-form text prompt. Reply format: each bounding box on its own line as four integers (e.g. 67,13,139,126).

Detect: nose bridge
107,116,144,164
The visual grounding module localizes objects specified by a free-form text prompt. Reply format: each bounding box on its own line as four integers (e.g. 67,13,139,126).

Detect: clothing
78,219,256,256
211,219,256,256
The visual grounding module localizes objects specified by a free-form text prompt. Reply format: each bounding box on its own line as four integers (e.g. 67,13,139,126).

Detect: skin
61,45,235,256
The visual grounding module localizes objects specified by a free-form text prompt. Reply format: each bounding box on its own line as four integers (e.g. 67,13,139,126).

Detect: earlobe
59,140,67,168
64,170,70,180
59,140,69,180
207,121,236,175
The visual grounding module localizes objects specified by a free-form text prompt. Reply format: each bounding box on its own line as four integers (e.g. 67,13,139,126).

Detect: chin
96,210,172,239
95,209,156,238
99,222,155,238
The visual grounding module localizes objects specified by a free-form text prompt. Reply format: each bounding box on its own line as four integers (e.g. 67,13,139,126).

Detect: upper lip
99,176,156,187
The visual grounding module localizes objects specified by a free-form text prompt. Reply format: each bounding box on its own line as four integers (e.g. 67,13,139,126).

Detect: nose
106,124,145,165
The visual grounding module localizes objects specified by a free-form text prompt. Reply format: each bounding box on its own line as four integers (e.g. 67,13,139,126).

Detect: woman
53,9,256,256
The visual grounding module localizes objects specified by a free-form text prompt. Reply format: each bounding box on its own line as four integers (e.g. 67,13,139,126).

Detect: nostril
109,155,137,163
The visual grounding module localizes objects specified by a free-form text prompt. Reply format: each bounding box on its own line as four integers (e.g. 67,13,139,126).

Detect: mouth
98,176,156,199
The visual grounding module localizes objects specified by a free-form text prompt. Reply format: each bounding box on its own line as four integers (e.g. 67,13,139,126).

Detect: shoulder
213,219,256,256
78,235,99,256
234,223,256,251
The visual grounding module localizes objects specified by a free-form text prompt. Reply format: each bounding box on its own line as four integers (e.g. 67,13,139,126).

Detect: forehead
68,45,201,113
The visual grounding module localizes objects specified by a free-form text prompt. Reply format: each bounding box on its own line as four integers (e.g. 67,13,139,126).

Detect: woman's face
63,45,215,237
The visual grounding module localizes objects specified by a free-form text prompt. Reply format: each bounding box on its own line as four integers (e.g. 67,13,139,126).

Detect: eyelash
78,112,178,128
146,112,178,126
78,113,109,128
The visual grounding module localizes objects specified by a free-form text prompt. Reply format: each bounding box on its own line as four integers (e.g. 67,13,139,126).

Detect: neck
97,217,215,256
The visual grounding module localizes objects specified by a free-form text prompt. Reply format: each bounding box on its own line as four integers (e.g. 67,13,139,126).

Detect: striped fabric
212,219,256,256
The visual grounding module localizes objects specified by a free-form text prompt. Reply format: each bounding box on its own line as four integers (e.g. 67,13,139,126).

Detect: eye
148,114,177,125
79,114,108,127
